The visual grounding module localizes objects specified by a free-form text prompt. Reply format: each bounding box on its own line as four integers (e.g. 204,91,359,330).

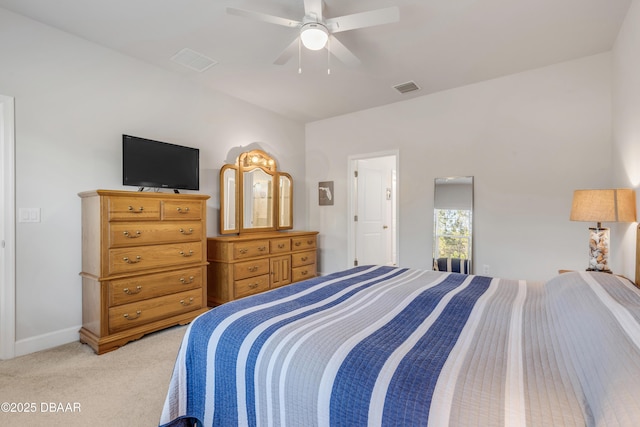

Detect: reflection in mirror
278,173,293,229
243,168,274,229
220,165,238,233
433,177,474,273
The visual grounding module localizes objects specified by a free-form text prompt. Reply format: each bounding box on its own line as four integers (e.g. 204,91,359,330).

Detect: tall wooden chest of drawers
207,231,319,305
78,190,209,354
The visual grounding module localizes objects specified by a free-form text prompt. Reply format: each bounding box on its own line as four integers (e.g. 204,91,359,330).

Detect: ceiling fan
227,0,400,68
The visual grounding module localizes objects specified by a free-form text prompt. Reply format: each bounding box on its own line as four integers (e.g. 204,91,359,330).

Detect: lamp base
587,227,610,272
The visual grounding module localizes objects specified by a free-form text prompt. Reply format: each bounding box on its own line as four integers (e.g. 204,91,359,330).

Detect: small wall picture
319,181,334,206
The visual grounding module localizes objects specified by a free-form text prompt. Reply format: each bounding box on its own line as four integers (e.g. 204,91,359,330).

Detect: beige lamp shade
570,189,637,224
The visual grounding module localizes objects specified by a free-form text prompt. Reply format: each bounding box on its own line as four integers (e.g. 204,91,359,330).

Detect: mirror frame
219,149,294,234
219,164,239,234
277,172,293,229
239,162,276,233
433,176,474,273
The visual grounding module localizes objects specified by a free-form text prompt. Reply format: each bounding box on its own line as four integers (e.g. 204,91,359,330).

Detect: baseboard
14,326,80,357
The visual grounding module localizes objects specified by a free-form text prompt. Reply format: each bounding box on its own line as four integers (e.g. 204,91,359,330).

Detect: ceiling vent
171,48,218,72
393,81,420,94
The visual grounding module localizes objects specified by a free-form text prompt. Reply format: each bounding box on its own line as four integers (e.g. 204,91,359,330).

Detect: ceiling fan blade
328,36,361,67
304,0,323,20
325,7,399,33
273,38,299,65
227,7,301,28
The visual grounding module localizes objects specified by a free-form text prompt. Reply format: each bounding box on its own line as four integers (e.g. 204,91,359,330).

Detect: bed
160,260,640,426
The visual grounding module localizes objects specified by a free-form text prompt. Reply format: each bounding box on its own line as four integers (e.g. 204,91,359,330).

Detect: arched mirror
242,167,274,230
433,176,474,273
219,149,293,234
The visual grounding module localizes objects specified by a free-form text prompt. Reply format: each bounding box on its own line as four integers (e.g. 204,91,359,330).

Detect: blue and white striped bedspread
160,265,640,426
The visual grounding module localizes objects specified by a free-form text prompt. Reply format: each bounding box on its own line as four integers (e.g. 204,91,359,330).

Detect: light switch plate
18,208,41,223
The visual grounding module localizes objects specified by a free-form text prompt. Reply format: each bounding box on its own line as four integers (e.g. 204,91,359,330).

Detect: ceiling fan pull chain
298,37,302,74
327,37,331,75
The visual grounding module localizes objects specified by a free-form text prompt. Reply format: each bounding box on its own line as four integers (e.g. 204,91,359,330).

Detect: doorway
348,151,398,267
0,94,16,359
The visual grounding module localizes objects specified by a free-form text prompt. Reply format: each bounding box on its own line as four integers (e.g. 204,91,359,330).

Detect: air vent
393,81,420,94
171,48,218,72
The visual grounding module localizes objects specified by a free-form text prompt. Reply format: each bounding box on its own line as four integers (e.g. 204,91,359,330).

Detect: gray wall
306,53,614,282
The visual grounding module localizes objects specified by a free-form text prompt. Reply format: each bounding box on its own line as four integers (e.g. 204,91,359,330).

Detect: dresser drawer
108,243,203,275
292,264,316,282
292,236,316,251
235,274,270,299
109,221,202,247
108,197,161,221
292,250,316,267
109,290,202,333
270,238,291,254
108,267,203,306
234,258,270,281
162,200,203,220
233,240,270,260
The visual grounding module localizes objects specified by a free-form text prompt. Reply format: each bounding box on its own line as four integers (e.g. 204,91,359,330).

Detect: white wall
612,0,640,281
0,8,306,355
306,53,613,282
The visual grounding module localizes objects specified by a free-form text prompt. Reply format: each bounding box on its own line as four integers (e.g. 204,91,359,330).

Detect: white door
350,153,397,267
0,94,16,359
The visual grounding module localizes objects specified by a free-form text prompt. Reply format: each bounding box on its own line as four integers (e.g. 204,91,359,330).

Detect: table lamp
570,189,636,272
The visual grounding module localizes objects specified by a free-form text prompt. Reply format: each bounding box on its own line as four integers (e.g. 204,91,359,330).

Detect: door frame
347,150,399,268
0,94,16,359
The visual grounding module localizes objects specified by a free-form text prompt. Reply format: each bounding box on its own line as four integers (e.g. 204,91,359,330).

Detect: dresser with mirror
207,149,318,305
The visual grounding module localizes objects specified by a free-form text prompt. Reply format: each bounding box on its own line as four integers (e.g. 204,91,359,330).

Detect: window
434,209,472,259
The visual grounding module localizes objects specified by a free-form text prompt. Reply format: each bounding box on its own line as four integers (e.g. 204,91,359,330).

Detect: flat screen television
122,134,199,191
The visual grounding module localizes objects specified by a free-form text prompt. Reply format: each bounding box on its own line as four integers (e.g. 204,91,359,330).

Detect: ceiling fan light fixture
300,23,329,50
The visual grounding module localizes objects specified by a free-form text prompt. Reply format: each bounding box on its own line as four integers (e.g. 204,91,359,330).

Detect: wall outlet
482,264,490,275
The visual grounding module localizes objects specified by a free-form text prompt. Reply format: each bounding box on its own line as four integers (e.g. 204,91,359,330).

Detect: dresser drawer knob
176,207,190,213
123,230,141,239
248,283,259,290
295,242,301,246
307,240,314,245
239,248,249,254
301,256,308,262
258,246,267,251
123,310,141,320
179,228,194,235
180,297,194,306
180,276,195,284
278,243,285,249
248,266,259,272
123,256,141,264
127,206,144,213
179,249,194,257
123,285,142,295
301,270,308,276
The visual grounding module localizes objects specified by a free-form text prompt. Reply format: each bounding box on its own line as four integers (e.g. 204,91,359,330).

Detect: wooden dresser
207,231,318,305
78,190,209,354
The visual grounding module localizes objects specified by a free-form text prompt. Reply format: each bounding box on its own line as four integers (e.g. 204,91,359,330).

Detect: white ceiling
0,0,631,123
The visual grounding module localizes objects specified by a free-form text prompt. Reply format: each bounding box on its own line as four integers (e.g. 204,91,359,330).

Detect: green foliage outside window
434,209,472,259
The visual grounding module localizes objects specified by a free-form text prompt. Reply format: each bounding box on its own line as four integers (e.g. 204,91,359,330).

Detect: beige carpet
0,325,187,427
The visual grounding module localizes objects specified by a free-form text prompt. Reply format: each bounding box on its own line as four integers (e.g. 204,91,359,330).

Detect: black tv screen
122,135,199,191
